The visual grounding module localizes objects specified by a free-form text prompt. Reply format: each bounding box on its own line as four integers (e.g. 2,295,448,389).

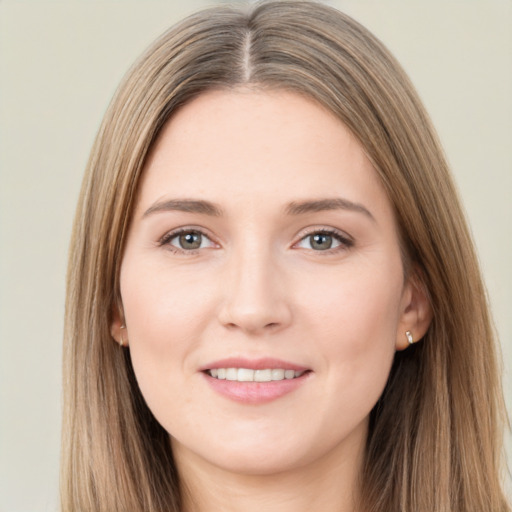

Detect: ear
110,305,128,347
395,267,433,351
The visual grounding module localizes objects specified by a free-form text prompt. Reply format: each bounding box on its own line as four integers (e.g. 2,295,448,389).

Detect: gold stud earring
405,330,414,345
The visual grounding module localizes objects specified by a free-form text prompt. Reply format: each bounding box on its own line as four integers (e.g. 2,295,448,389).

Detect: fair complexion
112,89,431,512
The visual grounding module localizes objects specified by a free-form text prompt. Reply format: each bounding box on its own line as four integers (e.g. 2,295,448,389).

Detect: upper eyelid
157,225,353,248
293,226,353,243
158,228,218,255
158,226,217,244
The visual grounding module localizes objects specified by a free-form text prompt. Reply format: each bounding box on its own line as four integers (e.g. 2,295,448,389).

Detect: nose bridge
218,236,291,333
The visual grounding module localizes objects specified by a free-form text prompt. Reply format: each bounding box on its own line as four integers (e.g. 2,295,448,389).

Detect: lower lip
203,372,310,404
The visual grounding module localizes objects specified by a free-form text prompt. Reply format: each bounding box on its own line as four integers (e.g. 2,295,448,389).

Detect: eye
295,230,353,252
160,229,216,252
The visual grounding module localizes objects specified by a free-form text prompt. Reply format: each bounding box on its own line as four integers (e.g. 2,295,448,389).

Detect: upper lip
199,357,309,372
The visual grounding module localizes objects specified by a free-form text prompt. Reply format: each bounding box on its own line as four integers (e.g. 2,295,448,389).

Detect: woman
61,1,510,511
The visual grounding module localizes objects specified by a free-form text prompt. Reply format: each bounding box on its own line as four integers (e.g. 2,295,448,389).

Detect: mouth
201,358,311,403
205,368,307,382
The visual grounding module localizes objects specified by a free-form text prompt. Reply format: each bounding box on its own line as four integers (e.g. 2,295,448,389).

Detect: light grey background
1,1,511,510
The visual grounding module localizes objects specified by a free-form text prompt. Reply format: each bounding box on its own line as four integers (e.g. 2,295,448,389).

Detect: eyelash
158,227,354,255
294,227,354,253
158,228,216,254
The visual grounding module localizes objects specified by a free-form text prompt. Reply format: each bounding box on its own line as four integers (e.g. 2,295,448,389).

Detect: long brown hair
61,1,510,510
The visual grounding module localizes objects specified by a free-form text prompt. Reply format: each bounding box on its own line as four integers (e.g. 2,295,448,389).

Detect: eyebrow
142,197,374,221
285,198,375,221
143,199,224,218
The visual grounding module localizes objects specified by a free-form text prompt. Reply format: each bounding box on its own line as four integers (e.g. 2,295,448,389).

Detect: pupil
311,233,332,250
180,232,201,249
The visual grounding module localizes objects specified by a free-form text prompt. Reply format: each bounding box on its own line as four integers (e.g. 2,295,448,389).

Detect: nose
217,245,293,335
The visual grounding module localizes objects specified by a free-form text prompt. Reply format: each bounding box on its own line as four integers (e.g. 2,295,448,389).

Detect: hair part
62,2,510,511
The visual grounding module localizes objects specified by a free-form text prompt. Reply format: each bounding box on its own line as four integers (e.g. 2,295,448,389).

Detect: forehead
137,89,390,217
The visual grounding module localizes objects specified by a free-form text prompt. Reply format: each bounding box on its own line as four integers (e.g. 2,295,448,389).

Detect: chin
171,421,366,479
200,447,313,476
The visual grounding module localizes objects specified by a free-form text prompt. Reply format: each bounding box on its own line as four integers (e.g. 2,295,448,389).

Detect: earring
119,324,126,347
405,330,414,345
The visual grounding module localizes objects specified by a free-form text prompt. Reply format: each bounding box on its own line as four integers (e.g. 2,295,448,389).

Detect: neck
173,427,366,512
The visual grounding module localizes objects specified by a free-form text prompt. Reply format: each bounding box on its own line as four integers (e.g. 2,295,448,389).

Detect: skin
113,89,431,512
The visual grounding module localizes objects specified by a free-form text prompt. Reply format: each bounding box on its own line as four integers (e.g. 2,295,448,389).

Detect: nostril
217,293,293,334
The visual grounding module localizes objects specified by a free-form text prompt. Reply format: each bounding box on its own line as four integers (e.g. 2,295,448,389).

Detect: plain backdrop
0,1,511,510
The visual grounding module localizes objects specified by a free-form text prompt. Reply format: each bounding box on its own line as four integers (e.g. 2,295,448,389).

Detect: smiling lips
202,358,311,403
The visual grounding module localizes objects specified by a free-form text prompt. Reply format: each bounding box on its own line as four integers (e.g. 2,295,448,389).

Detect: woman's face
118,89,417,476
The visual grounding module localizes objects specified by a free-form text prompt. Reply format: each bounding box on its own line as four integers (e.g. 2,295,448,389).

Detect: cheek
121,257,214,347
300,259,403,346
119,258,214,405
298,259,403,408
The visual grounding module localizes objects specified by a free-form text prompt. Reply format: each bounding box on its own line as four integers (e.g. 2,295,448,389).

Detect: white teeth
226,368,238,380
255,369,272,382
271,369,285,380
237,368,254,381
207,367,306,382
